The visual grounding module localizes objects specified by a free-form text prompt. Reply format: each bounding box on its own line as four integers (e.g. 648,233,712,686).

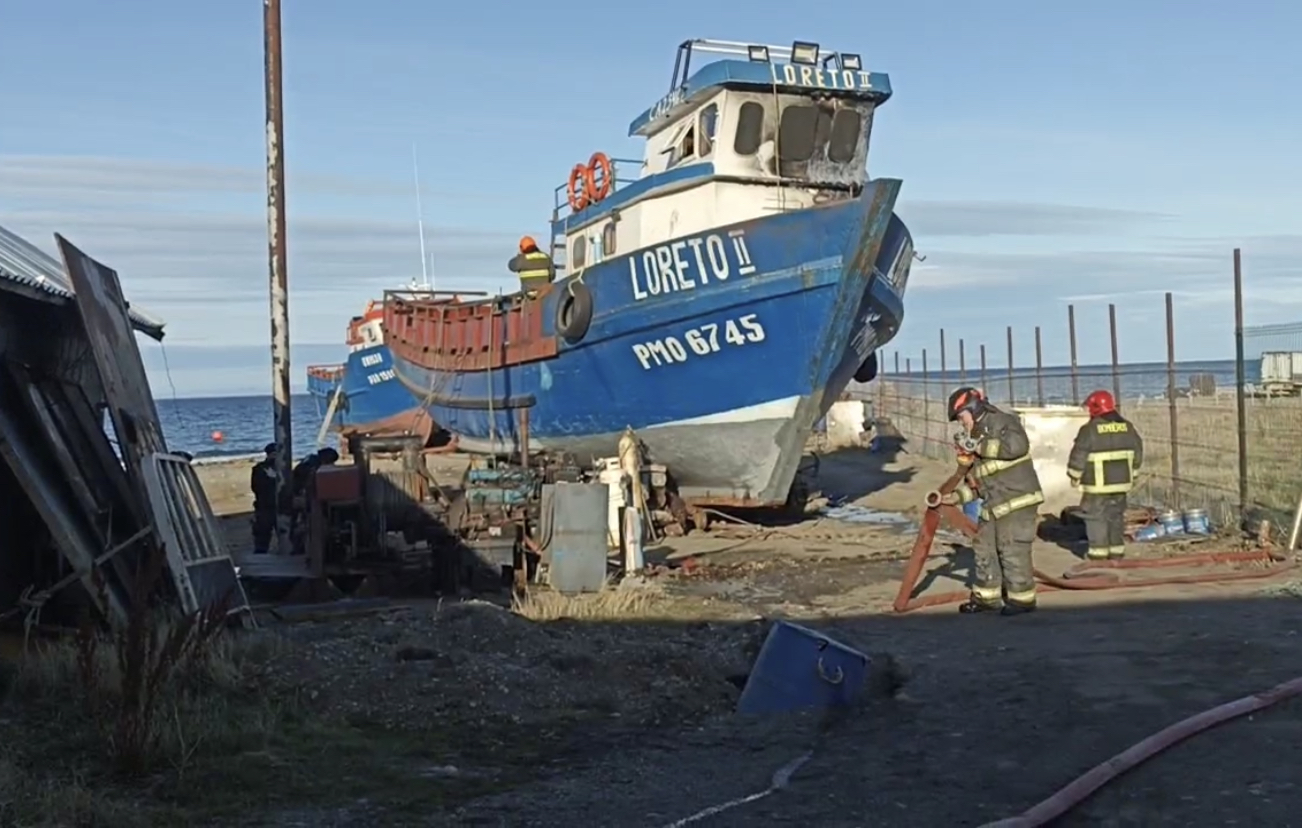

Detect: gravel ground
192,451,1302,828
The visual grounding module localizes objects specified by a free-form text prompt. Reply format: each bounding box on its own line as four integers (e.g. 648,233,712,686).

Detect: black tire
555,282,594,344
853,352,878,383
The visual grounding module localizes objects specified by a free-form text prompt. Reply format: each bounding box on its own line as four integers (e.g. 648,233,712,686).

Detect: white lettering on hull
628,230,756,301
631,314,767,371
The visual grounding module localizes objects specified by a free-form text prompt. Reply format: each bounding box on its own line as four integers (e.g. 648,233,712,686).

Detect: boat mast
412,142,433,291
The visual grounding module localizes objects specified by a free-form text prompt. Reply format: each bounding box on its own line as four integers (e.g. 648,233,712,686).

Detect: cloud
0,154,430,202
899,199,1171,238
0,206,519,348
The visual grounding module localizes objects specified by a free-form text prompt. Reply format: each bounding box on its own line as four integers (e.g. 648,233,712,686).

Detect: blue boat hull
390,180,911,503
307,345,425,437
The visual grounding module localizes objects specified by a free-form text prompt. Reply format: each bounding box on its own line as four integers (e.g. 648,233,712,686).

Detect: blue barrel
1183,508,1211,535
962,498,983,522
1133,523,1165,541
1158,509,1184,535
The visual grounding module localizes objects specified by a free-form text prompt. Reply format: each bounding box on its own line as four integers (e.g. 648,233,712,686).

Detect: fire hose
893,470,1297,614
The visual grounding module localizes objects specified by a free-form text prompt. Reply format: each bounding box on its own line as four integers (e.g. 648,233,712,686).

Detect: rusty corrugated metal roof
0,223,166,341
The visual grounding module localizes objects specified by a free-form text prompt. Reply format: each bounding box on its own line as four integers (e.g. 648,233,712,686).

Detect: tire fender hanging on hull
853,352,878,383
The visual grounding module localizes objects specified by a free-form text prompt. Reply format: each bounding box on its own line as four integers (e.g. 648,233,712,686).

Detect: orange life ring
585,152,614,203
567,163,590,213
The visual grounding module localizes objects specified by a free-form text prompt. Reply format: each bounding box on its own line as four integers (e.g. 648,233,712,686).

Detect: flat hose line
979,675,1302,827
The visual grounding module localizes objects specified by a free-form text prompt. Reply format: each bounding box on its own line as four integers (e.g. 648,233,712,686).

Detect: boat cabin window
828,109,861,163
778,105,820,162
698,103,718,157
733,101,764,155
602,221,617,256
662,116,697,168
571,235,587,269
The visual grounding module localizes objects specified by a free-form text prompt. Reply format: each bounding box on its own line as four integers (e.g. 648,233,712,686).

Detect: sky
1,0,1299,397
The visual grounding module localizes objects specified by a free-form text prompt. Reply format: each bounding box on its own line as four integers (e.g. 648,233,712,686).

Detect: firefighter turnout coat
1066,412,1144,494
953,406,1045,521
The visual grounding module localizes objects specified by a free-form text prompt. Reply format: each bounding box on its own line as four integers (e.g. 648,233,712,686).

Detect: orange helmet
519,235,538,253
1084,390,1116,418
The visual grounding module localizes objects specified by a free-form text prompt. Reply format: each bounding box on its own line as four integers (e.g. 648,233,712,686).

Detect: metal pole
922,348,930,454
1068,304,1079,405
958,338,967,383
1006,326,1014,404
1165,292,1180,507
939,329,947,374
1233,250,1252,535
264,0,293,553
1034,326,1044,406
979,344,988,396
1109,303,1121,403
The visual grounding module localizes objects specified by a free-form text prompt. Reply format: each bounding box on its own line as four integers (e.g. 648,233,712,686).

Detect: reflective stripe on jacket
1067,412,1144,494
953,406,1045,521
509,250,555,284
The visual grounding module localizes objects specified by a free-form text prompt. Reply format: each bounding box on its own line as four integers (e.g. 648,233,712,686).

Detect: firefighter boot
1000,599,1037,617
958,596,1002,614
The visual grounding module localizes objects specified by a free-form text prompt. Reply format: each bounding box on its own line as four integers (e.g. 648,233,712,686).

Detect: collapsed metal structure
0,223,250,630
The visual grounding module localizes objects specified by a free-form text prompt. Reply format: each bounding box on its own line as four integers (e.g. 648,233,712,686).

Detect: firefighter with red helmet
926,387,1045,616
1067,390,1144,560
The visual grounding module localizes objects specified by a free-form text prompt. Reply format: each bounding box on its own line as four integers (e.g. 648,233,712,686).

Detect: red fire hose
979,675,1302,827
892,475,1295,613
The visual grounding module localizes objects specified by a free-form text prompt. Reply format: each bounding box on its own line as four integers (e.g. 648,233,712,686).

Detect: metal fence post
1108,303,1121,402
1068,304,1079,405
922,348,931,455
958,338,967,383
1233,249,1248,525
1034,325,1045,406
979,344,988,397
1165,292,1181,506
1006,326,1015,404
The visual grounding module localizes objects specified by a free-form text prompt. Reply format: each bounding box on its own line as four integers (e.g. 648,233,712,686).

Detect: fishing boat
306,292,436,443
382,38,914,507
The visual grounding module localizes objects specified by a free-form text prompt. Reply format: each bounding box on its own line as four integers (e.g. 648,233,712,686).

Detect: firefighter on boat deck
508,236,555,292
925,387,1045,616
1067,390,1144,562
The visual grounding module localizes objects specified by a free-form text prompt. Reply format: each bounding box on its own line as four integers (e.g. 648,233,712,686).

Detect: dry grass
511,580,669,622
872,379,1302,528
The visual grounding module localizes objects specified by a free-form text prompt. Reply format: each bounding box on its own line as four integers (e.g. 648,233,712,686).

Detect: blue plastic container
1132,523,1165,542
1157,509,1184,535
1183,508,1211,535
736,621,871,715
962,498,983,523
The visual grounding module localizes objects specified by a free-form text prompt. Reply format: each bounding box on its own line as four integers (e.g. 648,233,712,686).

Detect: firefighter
926,387,1045,616
1068,390,1144,561
249,442,277,554
507,236,556,292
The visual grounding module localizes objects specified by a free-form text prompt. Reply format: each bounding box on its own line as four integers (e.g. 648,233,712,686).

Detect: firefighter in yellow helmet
1067,389,1144,561
926,387,1045,616
508,236,555,292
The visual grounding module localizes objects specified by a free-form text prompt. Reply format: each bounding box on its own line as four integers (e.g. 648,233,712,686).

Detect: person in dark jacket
1068,390,1144,561
291,447,340,497
927,387,1045,616
250,443,278,554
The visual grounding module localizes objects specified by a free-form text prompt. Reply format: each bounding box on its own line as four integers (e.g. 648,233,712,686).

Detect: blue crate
737,621,871,715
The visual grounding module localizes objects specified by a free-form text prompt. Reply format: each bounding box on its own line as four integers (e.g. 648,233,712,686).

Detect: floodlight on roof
747,44,770,62
839,53,862,71
790,41,819,66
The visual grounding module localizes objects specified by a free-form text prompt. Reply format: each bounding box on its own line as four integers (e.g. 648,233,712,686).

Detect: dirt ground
153,451,1302,825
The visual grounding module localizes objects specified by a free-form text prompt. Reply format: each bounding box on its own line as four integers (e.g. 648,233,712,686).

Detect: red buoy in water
211,430,224,443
